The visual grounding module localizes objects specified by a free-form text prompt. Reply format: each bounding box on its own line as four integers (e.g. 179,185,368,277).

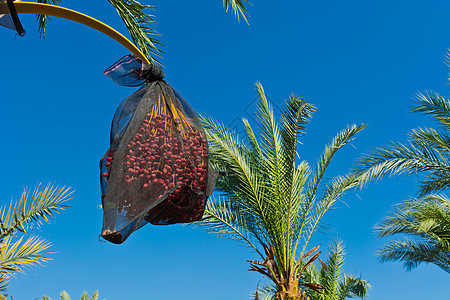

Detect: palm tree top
197,82,367,299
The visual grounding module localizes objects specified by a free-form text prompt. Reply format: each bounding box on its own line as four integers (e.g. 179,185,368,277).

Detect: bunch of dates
102,112,209,224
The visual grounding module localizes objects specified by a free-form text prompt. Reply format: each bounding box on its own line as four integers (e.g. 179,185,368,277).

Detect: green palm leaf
0,236,51,275
0,184,72,241
36,0,63,37
298,124,366,256
375,194,450,273
60,291,71,300
413,92,450,128
337,275,369,300
301,240,369,300
223,0,252,23
0,184,71,298
107,0,163,64
356,89,450,196
198,196,263,257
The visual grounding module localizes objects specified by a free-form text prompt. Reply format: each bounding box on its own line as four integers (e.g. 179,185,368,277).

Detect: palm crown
197,82,366,299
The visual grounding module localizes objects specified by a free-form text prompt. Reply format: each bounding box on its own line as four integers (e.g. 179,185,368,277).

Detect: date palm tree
35,0,252,64
197,82,367,300
0,184,72,300
375,194,450,273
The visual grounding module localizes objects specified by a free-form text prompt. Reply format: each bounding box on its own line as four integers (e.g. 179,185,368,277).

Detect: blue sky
2,0,450,299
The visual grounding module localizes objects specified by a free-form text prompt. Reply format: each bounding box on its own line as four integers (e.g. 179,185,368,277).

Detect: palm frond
279,95,314,258
60,291,71,300
242,118,264,166
300,240,369,300
0,184,72,242
108,0,163,64
284,162,310,256
300,173,362,260
200,115,272,237
376,195,450,242
279,94,314,178
445,49,450,82
81,291,88,300
90,290,99,300
410,127,450,155
305,124,366,205
418,172,450,196
376,194,450,273
297,124,366,255
378,239,450,273
254,83,283,203
0,236,51,275
356,88,450,198
251,282,276,300
413,92,450,128
356,137,450,196
194,196,263,258
0,275,8,298
253,82,289,259
36,0,62,37
319,239,345,299
338,275,370,300
223,0,252,24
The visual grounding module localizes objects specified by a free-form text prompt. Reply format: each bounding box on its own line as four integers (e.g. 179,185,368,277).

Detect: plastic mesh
100,55,218,244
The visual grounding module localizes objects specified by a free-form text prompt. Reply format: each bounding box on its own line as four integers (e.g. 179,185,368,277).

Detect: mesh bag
0,0,25,36
100,55,218,244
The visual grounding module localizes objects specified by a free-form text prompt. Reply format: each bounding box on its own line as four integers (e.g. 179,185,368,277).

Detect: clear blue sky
1,0,450,299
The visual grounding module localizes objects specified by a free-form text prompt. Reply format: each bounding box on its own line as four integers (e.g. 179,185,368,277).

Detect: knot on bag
142,64,165,82
104,54,164,87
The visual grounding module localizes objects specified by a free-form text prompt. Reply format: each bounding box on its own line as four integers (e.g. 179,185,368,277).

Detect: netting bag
100,55,218,244
0,0,25,36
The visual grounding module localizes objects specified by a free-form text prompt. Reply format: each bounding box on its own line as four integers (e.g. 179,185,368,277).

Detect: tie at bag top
100,55,218,244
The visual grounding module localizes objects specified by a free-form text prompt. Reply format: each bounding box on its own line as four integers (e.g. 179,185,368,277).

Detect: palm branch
356,91,450,196
0,184,72,298
196,82,367,299
0,184,72,241
301,240,369,300
223,0,252,23
375,194,450,273
36,0,62,37
107,0,162,64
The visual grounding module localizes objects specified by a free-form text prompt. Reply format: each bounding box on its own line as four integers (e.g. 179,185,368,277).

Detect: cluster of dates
103,112,209,224
147,185,206,224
